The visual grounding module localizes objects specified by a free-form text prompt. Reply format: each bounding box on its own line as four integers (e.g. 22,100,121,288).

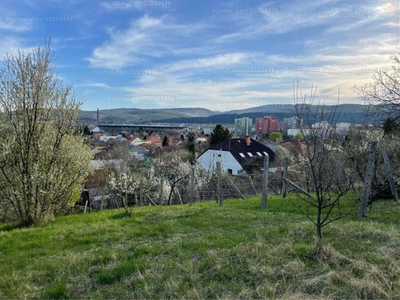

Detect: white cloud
0,37,39,61
164,53,251,73
80,1,398,110
215,0,396,43
115,26,397,111
87,15,162,69
87,14,207,69
376,1,398,14
0,20,31,32
99,1,171,11
75,82,116,89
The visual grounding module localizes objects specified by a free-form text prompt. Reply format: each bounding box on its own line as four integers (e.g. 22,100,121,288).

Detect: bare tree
0,42,92,225
108,140,130,160
349,55,400,209
344,129,400,210
359,53,400,123
290,85,357,257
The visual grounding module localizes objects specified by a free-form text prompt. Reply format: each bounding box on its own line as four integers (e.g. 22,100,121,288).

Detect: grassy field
0,195,399,299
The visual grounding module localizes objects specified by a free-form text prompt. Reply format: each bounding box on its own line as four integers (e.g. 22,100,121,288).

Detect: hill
0,196,398,299
78,104,374,125
160,104,374,125
225,104,366,115
78,107,216,124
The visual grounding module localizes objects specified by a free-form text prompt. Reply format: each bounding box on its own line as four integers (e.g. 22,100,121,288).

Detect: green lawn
0,195,399,299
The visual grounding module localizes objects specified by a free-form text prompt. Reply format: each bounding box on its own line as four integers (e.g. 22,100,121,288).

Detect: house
196,136,275,175
95,140,108,150
99,135,117,142
91,127,101,133
128,135,142,145
144,145,185,167
335,122,351,135
146,133,162,144
287,128,311,137
312,121,330,129
93,132,105,141
195,137,208,144
170,135,183,145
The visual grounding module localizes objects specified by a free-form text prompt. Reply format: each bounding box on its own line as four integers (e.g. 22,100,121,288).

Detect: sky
0,0,399,111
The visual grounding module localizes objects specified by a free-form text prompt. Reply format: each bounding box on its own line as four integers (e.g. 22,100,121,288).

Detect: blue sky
1,0,398,111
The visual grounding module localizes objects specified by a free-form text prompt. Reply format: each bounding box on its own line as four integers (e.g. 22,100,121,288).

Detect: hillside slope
225,104,366,115
160,104,374,124
78,104,372,125
0,196,398,299
78,107,215,124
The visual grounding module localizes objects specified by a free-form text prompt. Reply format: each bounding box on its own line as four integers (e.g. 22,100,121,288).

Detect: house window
239,153,245,158
256,152,262,157
247,152,253,157
263,151,269,156
228,169,232,174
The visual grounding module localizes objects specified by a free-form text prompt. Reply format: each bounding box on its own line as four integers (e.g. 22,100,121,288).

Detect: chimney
245,135,251,146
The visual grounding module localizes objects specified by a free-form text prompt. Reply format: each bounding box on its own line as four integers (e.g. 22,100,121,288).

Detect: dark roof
95,140,108,147
198,138,275,172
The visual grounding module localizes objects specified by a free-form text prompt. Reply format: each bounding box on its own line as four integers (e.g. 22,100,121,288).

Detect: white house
312,121,330,129
129,137,142,145
287,128,310,137
91,126,101,133
99,135,117,142
196,137,275,175
335,122,351,134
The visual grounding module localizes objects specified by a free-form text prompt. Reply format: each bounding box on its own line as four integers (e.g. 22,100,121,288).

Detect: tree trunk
167,182,175,205
359,141,377,217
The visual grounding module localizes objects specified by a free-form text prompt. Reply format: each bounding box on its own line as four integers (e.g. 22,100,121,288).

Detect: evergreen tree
83,125,91,136
209,124,232,146
187,132,196,163
382,117,400,136
162,136,170,146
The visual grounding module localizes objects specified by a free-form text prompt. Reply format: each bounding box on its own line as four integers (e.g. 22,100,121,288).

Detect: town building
196,136,275,176
234,117,253,135
255,116,280,135
335,122,351,135
281,117,303,136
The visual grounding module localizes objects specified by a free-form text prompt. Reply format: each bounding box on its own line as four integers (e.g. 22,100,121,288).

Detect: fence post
217,161,223,206
358,141,377,218
262,154,269,208
282,157,288,198
382,148,399,203
159,177,163,206
190,165,194,206
139,179,143,206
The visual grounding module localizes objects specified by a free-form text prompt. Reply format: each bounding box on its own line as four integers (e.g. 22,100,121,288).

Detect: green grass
0,195,399,299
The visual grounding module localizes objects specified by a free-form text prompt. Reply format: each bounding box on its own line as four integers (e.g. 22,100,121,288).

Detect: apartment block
255,116,280,135
234,117,253,135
